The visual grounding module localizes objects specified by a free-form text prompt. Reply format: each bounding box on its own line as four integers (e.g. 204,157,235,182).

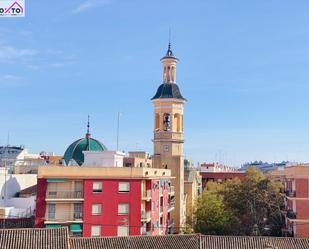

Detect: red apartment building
199,163,245,190
272,165,309,238
35,166,175,237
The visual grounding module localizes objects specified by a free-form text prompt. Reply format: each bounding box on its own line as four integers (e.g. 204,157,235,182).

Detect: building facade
35,166,175,237
123,151,153,168
271,165,309,238
152,43,186,231
184,169,202,219
199,163,245,190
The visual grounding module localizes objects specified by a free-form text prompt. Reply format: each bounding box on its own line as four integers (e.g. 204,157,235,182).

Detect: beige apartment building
123,151,152,168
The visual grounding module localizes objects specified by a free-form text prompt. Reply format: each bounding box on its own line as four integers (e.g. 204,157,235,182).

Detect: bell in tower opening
163,113,171,131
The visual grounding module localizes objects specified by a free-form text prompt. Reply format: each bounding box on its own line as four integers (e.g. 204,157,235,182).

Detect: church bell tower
152,42,186,232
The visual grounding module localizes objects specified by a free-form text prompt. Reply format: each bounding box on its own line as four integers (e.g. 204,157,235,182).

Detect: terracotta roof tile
0,227,69,249
1,228,309,249
201,235,309,249
70,234,200,249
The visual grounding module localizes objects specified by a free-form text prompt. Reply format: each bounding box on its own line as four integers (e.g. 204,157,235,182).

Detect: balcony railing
141,210,151,221
286,210,297,219
45,212,83,222
142,190,152,200
285,190,296,198
169,186,175,196
46,191,84,199
168,202,175,211
167,219,174,227
141,227,152,236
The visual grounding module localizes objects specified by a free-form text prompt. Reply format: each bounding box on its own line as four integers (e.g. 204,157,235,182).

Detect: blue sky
1,0,309,166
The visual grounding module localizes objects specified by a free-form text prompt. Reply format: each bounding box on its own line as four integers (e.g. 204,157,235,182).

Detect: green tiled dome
64,137,107,166
64,119,107,166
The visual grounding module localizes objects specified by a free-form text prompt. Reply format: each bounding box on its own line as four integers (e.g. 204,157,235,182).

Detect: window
93,182,102,193
118,182,130,193
74,203,83,219
92,204,102,215
117,226,129,236
47,204,56,219
91,225,101,237
118,204,129,215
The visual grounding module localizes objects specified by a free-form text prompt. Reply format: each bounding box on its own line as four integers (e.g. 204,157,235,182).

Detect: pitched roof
0,227,69,249
17,184,37,196
70,234,200,249
1,228,309,249
200,235,309,249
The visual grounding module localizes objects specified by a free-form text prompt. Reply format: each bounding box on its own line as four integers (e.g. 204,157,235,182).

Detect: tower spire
161,32,178,83
168,27,171,47
165,28,174,57
86,115,91,139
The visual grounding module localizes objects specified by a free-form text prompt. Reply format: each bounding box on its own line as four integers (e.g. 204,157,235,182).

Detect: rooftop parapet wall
271,165,309,179
37,166,172,179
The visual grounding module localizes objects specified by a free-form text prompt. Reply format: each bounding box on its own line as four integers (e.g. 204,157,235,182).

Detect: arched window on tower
171,66,175,82
174,114,181,132
155,113,160,131
163,113,171,131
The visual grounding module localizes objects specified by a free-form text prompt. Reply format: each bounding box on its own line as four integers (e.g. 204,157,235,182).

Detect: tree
219,167,284,236
193,192,234,235
192,167,284,236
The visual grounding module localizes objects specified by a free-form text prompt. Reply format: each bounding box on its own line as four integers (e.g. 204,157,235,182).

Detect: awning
45,224,62,228
47,179,66,183
70,224,82,232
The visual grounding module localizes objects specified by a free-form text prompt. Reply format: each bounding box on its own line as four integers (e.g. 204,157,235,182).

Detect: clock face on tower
163,145,169,152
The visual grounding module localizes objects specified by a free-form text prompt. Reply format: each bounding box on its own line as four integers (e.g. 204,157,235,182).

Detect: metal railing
142,190,152,199
46,191,84,199
45,212,83,222
141,229,152,236
167,219,174,227
168,202,175,211
285,190,296,198
169,186,175,195
141,210,151,221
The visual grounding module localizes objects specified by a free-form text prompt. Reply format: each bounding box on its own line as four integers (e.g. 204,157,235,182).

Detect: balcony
141,227,152,236
46,191,84,201
45,212,83,223
285,190,296,198
167,219,174,228
142,190,152,201
168,202,175,212
141,210,151,222
286,210,297,220
169,186,175,196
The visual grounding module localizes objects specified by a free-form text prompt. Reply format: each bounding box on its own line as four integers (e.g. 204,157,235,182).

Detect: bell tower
152,42,186,232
